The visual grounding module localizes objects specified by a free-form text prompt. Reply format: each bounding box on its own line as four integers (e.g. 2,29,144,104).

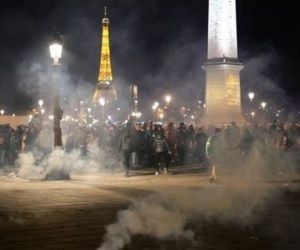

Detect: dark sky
0,0,299,114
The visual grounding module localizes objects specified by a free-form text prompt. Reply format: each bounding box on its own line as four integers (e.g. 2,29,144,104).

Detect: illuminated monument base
202,59,245,125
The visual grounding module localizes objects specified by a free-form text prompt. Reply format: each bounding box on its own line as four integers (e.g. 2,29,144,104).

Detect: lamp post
49,30,63,147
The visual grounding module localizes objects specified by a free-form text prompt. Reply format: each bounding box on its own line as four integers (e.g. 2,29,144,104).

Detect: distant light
248,92,255,101
49,115,54,120
261,102,267,109
99,98,106,106
152,102,159,111
38,99,44,107
191,115,195,120
0,109,4,115
87,108,92,113
165,95,172,104
41,109,45,114
250,111,255,118
12,114,15,117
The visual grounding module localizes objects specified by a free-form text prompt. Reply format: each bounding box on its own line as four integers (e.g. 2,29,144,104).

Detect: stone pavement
0,168,299,250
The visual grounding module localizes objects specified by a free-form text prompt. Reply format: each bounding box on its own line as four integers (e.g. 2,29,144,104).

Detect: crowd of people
1,115,300,181
115,120,300,179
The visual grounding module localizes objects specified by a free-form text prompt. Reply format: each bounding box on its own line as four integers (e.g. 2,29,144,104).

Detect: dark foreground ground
0,166,299,250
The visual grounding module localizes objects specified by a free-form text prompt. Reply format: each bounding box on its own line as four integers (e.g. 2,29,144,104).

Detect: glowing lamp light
261,102,267,109
87,108,92,113
0,109,4,115
159,113,164,120
165,95,172,104
248,92,255,101
49,30,63,65
152,102,159,111
38,99,44,107
250,111,255,118
99,98,106,106
41,109,45,114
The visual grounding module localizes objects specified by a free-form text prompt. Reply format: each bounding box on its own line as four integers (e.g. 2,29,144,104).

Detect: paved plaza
0,167,299,250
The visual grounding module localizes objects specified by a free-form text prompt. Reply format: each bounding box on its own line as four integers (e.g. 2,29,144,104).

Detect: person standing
153,131,171,175
195,127,208,166
118,123,136,177
176,122,188,165
206,128,224,183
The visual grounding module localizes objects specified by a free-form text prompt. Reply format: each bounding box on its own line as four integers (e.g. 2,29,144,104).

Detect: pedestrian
206,128,224,183
118,123,136,177
153,131,171,175
176,122,188,165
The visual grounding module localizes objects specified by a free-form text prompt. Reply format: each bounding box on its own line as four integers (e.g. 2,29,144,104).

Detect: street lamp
0,110,4,115
261,102,267,110
49,30,63,147
248,92,255,102
49,31,63,65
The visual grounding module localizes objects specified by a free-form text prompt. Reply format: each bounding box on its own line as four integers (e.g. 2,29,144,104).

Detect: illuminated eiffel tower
93,7,117,104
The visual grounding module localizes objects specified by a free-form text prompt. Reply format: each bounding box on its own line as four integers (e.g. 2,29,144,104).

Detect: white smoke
98,185,273,250
16,144,122,180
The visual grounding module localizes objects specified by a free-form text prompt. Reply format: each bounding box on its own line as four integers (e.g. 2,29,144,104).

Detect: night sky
0,0,299,114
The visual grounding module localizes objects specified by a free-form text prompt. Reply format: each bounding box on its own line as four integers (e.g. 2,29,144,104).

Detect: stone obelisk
202,0,244,124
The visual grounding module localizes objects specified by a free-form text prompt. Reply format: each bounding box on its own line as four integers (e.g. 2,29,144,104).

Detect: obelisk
202,0,244,124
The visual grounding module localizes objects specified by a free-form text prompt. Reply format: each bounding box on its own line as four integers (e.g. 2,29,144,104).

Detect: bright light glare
49,43,62,64
38,99,44,107
261,102,267,109
248,92,255,101
152,102,159,111
165,95,171,104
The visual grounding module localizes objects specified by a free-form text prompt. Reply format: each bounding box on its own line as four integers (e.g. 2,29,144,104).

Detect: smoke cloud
98,184,273,250
16,144,122,180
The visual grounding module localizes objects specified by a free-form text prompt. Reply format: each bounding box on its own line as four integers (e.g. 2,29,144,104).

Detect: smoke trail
97,185,273,250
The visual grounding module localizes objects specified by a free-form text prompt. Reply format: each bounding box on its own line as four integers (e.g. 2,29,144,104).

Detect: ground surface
0,166,299,250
